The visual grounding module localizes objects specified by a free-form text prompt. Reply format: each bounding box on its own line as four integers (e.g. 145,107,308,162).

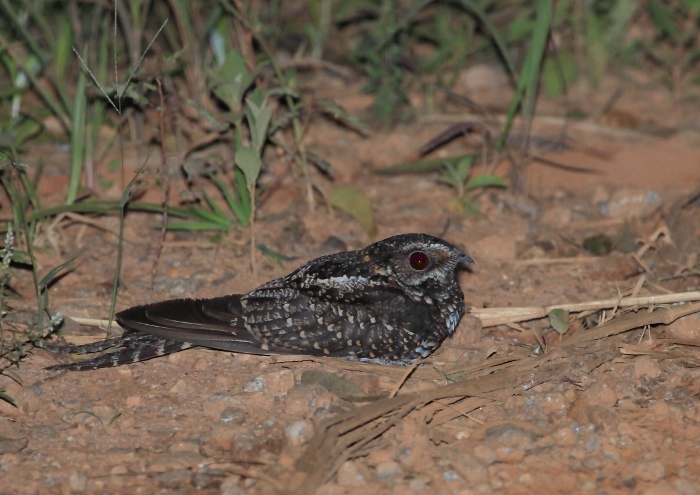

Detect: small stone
219,476,245,495
219,407,245,423
582,455,603,470
202,395,245,420
540,206,572,228
634,356,662,379
409,475,430,492
673,479,698,495
599,187,662,219
263,370,295,396
472,444,497,464
554,425,579,446
284,420,313,445
110,465,128,475
642,481,681,495
125,396,141,407
666,313,700,340
575,405,620,429
149,451,204,472
192,357,210,371
169,379,191,395
367,449,395,465
568,380,618,419
443,470,463,483
337,461,366,487
458,64,507,92
315,484,345,495
483,423,541,447
283,384,332,417
168,440,201,454
68,472,87,492
541,392,568,418
245,377,265,393
376,461,401,485
633,460,666,482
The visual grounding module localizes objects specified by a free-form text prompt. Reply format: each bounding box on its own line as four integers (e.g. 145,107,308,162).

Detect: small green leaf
374,154,476,175
583,234,612,256
38,254,79,290
465,174,507,189
166,221,231,231
328,185,376,237
235,146,262,188
548,308,570,334
0,389,17,407
647,0,678,39
245,98,272,154
6,248,32,265
315,99,369,136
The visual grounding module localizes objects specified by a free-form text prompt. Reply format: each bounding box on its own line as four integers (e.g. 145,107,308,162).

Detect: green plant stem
220,0,313,209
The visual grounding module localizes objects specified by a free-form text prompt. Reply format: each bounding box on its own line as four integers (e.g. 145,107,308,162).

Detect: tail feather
46,294,295,371
46,333,193,371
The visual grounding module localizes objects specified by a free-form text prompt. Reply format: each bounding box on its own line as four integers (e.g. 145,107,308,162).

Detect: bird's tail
45,332,193,371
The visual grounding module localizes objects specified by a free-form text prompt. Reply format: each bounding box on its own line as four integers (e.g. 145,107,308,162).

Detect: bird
47,233,473,371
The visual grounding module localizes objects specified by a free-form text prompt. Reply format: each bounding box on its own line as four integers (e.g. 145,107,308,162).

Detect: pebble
472,444,497,465
284,420,313,445
149,451,205,472
642,482,683,495
337,461,366,487
219,476,245,495
192,357,210,371
634,356,662,379
169,379,192,395
458,64,507,91
568,380,619,419
575,405,620,429
68,471,87,492
244,377,265,393
263,369,295,396
581,455,603,470
554,425,579,446
599,187,662,219
202,395,245,421
376,461,401,485
541,392,568,418
409,476,430,492
168,440,201,454
666,313,700,340
633,460,666,482
283,384,332,417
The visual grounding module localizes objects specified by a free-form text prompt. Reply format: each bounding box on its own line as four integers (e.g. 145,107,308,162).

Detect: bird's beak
459,253,474,265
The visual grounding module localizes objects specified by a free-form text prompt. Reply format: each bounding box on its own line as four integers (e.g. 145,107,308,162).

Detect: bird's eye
409,251,429,271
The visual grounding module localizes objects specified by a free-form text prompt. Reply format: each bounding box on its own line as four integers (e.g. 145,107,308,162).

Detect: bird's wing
116,295,300,355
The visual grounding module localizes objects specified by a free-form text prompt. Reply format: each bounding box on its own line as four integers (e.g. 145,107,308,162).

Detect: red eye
409,251,429,270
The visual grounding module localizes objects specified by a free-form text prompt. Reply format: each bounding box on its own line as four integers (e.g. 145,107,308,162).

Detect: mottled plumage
47,233,473,371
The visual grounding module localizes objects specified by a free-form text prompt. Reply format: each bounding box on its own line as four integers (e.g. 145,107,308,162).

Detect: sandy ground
2,71,700,495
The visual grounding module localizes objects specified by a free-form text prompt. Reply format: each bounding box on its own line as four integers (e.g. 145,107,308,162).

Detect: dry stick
562,301,700,346
151,79,170,289
388,357,422,398
471,291,700,327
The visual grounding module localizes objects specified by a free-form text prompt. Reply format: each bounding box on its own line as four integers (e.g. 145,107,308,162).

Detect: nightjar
47,233,473,371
